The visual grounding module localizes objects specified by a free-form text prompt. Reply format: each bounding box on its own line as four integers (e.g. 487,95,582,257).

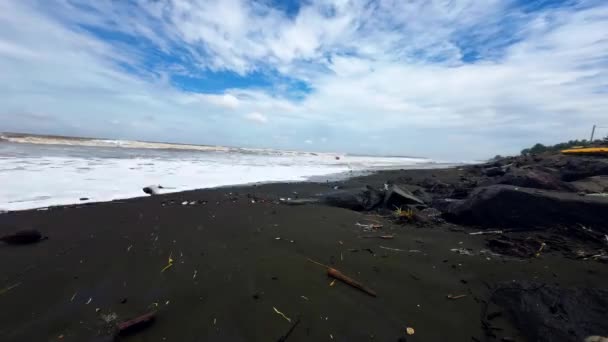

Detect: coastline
1,160,607,341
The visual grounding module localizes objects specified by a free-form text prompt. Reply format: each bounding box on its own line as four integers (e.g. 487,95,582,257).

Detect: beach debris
213,318,217,325
100,312,118,323
181,201,188,205
330,334,334,339
450,248,474,256
117,311,156,336
379,246,404,252
300,296,309,301
327,267,377,297
70,292,77,302
534,242,547,257
277,316,301,342
355,222,383,230
329,279,336,287
86,297,92,304
0,229,45,245
406,327,415,335
361,235,394,239
307,258,377,296
394,207,415,220
447,294,467,300
273,307,292,322
126,245,133,252
0,282,20,296
161,253,174,272
193,270,198,279
469,230,503,236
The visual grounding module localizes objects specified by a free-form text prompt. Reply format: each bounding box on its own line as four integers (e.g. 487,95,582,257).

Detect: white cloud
244,111,268,124
305,139,313,144
1,0,608,159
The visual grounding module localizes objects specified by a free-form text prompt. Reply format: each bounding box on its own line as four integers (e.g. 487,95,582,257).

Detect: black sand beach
1,154,608,342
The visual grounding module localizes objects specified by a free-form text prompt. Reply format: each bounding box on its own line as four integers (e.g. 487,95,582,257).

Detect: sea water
0,139,444,211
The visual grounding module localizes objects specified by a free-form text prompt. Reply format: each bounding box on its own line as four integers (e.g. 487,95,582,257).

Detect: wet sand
0,168,607,341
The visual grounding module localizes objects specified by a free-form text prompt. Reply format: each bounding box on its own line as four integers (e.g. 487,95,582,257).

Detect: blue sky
1,0,607,159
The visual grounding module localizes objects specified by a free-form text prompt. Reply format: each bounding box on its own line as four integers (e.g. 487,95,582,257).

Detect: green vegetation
521,136,608,155
521,140,589,155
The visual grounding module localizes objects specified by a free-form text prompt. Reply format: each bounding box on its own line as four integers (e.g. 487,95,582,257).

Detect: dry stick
307,258,377,297
360,235,394,239
327,268,377,297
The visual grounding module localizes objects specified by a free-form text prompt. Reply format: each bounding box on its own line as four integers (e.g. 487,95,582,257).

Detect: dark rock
486,236,545,258
483,166,506,177
384,184,425,208
414,208,443,223
79,197,89,201
0,229,44,245
491,282,608,342
571,176,608,194
444,185,608,231
560,158,608,181
143,185,163,195
321,186,384,211
496,168,574,191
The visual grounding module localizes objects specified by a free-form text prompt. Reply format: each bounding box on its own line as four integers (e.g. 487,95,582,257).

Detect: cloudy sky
1,0,607,159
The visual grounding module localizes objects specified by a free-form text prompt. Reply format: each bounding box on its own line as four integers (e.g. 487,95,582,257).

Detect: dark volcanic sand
0,168,606,342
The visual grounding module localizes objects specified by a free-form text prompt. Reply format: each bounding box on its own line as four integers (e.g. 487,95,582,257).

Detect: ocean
0,136,447,211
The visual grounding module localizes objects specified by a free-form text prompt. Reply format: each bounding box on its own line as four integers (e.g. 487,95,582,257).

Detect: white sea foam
0,141,444,211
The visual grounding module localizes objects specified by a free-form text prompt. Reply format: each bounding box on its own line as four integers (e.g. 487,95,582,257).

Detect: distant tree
521,139,590,155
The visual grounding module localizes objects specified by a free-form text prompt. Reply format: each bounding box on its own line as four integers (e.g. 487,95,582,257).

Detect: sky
0,0,607,160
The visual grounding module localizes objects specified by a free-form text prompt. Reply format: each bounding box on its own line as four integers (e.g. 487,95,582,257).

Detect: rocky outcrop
495,167,574,191
321,186,384,211
491,282,608,342
383,184,425,208
571,176,608,194
560,158,608,181
444,185,608,231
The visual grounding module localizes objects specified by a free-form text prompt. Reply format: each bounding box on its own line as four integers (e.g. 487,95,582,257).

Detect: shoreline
1,155,607,341
1,164,459,213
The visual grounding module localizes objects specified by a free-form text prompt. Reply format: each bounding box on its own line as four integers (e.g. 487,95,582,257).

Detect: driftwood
327,268,377,297
307,258,377,297
117,311,156,336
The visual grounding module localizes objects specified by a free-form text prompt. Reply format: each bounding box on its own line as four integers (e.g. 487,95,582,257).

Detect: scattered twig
360,235,394,239
355,222,383,230
379,246,404,252
0,282,20,296
273,307,292,322
534,242,547,258
447,294,467,300
469,230,503,236
277,316,301,342
161,252,174,272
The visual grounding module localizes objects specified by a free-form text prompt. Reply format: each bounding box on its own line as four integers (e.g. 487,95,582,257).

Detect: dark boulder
321,186,384,211
560,158,608,181
444,185,608,231
0,229,44,245
483,166,506,177
491,282,608,342
571,176,608,194
496,167,574,191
